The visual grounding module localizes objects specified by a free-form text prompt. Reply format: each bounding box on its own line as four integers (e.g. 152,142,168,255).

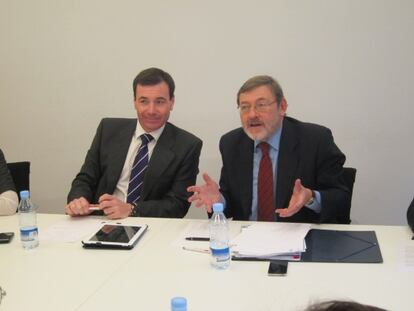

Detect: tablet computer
82,223,148,250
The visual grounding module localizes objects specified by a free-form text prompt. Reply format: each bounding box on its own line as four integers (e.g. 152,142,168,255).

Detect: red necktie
258,142,274,221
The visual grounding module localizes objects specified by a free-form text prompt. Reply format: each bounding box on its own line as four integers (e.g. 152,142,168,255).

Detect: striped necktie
257,142,275,221
126,133,154,204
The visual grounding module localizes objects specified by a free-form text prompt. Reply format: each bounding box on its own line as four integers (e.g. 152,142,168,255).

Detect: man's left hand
275,179,313,218
98,194,133,219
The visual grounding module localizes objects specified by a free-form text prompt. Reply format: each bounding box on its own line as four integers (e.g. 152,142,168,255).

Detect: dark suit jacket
0,149,16,194
219,116,350,223
407,197,414,233
67,118,202,218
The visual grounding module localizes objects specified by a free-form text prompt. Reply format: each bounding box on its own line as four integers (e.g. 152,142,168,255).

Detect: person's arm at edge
0,190,18,216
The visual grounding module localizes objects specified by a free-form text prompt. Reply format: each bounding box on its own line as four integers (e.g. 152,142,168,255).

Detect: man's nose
247,106,258,118
147,103,157,114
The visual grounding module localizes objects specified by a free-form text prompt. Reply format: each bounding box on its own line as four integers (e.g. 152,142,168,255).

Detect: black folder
301,229,383,263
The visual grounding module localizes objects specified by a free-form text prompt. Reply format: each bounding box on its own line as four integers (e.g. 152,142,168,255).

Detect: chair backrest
6,161,30,200
337,167,357,224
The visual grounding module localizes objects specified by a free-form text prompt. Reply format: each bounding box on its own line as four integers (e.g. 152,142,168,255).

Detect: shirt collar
134,120,165,142
254,120,283,152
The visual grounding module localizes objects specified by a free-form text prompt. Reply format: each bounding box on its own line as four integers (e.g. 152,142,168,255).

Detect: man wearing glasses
188,75,349,223
66,68,202,219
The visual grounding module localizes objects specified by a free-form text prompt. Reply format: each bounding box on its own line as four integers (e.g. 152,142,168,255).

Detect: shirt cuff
305,190,322,213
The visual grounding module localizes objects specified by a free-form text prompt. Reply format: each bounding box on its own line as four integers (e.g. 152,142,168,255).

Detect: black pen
185,237,210,241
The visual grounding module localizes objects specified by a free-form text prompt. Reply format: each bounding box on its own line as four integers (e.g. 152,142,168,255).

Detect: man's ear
170,97,175,110
280,97,288,116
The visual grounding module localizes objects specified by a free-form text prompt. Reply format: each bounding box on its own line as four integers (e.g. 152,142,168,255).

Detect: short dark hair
237,75,284,106
133,67,175,100
305,300,387,311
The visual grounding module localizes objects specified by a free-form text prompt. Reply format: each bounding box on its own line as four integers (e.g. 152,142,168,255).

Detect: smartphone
268,260,288,276
0,232,14,244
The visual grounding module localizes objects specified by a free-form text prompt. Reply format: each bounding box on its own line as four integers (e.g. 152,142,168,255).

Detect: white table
0,214,412,311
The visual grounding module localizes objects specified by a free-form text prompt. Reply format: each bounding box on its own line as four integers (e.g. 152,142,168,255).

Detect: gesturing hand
275,179,313,217
187,173,221,213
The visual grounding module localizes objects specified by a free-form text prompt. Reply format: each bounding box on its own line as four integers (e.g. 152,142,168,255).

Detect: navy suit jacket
68,118,202,218
219,116,350,223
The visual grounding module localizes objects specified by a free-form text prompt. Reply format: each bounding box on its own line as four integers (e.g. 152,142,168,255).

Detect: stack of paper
231,222,311,260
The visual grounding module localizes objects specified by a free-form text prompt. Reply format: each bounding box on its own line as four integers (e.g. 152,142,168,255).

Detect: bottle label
20,227,38,242
210,247,230,262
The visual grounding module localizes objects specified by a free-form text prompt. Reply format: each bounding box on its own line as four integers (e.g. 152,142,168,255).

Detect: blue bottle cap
171,297,187,311
212,203,224,213
20,190,30,199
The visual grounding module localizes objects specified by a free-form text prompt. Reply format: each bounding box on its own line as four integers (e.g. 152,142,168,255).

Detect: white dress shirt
112,121,165,202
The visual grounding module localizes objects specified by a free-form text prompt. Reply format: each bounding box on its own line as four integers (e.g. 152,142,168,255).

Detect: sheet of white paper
231,222,311,256
182,220,210,238
39,217,105,243
397,241,414,272
171,220,210,249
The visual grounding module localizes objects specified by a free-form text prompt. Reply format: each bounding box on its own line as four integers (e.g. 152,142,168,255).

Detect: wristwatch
306,191,315,207
129,202,138,216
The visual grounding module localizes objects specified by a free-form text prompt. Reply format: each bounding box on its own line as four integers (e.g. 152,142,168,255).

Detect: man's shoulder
284,116,331,137
97,118,136,132
221,127,246,141
164,122,202,144
219,128,252,151
100,117,136,127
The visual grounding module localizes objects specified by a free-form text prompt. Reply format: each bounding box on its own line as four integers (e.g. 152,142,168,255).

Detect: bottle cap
171,297,187,311
20,190,30,199
212,203,224,213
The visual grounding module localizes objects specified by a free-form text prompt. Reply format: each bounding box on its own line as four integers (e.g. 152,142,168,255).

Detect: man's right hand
65,197,93,216
187,173,221,213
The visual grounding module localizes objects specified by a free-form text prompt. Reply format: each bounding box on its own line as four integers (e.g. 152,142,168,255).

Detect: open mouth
249,121,263,128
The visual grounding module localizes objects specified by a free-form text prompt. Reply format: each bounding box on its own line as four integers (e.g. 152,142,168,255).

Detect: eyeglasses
238,100,276,114
0,286,6,306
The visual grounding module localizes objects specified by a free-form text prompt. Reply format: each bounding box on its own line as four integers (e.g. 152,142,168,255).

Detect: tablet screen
90,224,142,243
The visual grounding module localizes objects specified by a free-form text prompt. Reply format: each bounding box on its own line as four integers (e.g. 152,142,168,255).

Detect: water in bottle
209,203,230,269
171,296,187,311
18,190,39,249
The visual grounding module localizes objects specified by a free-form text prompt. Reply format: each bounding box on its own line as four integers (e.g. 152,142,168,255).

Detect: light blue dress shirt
249,123,321,221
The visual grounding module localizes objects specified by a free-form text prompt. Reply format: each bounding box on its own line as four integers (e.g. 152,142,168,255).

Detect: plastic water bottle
209,203,230,269
18,190,39,249
171,297,187,311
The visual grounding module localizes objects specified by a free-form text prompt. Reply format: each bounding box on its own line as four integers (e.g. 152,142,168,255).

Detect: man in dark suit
66,68,202,219
188,75,349,223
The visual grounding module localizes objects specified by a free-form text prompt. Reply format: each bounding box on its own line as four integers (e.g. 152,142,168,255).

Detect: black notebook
301,229,383,263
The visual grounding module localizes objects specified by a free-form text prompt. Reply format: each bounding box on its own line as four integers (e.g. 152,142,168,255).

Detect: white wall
1,0,413,225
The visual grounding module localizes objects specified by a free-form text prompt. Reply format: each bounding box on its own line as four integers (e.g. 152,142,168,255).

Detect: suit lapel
107,121,136,192
141,123,175,199
276,118,299,209
238,134,254,218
